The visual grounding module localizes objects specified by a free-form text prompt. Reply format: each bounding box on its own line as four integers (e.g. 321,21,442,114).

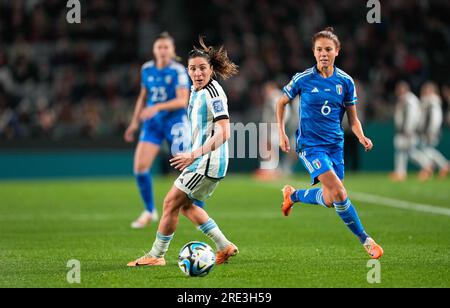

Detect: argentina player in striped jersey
128,37,239,267
124,32,204,229
277,27,383,259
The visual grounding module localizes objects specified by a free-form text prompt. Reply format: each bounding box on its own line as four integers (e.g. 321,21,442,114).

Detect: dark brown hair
312,27,341,50
188,36,239,80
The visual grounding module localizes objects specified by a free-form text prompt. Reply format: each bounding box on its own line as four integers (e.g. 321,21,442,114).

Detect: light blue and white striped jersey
186,80,230,179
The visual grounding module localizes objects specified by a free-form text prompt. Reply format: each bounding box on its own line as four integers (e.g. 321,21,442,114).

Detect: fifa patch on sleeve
285,81,293,92
212,100,225,113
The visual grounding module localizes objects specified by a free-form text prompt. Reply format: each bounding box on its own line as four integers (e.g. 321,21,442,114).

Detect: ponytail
189,36,238,80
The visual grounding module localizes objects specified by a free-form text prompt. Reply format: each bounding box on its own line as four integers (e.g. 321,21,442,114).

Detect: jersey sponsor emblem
336,85,343,95
312,159,321,170
165,76,172,84
311,87,319,93
213,100,224,113
147,76,154,82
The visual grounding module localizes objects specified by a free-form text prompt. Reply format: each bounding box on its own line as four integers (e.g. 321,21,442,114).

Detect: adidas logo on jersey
311,87,319,93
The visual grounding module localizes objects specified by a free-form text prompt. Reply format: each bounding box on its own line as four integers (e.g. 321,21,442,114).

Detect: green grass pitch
0,174,449,288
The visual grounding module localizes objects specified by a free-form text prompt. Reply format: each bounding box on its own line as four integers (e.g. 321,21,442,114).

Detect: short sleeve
207,94,229,122
283,74,302,100
344,78,358,106
174,66,190,89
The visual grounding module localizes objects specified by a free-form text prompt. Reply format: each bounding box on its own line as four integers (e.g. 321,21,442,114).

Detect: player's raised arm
276,94,292,153
124,86,147,143
346,105,373,152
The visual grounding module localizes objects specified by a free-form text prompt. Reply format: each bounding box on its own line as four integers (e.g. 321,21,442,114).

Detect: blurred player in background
419,82,449,178
255,81,298,180
391,81,432,181
124,32,203,229
277,27,383,259
128,37,239,267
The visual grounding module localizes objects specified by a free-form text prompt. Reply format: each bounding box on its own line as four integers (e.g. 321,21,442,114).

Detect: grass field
0,173,449,288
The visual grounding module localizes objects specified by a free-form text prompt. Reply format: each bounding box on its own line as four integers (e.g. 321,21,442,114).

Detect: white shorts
175,170,220,202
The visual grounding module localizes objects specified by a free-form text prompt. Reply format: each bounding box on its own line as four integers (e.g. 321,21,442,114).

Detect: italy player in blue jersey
276,27,383,259
124,32,203,229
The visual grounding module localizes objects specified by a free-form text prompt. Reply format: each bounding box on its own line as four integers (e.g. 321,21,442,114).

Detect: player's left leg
176,171,238,264
319,170,383,259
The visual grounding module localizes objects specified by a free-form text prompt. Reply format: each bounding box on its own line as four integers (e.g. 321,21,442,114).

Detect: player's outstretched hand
124,123,138,143
170,153,196,171
140,105,160,121
359,136,373,152
279,132,291,153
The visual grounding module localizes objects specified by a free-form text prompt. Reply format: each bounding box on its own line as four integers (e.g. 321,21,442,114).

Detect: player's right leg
127,185,189,267
390,134,408,181
281,149,329,216
131,123,163,229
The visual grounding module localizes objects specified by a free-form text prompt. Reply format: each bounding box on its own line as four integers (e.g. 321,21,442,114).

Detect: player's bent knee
163,197,180,214
324,200,334,208
134,162,151,174
333,187,348,203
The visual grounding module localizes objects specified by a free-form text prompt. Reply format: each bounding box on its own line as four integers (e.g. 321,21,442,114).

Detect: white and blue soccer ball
178,241,216,277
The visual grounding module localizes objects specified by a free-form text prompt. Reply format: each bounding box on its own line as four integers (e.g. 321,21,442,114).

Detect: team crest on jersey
312,159,321,170
213,100,224,113
165,76,172,84
148,76,154,82
336,85,343,95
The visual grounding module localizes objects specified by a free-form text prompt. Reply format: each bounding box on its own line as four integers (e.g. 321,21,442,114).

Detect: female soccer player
124,32,203,229
128,37,239,266
277,27,384,259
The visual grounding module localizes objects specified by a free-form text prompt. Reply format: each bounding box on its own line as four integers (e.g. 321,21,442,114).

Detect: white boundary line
350,191,450,217
254,182,450,217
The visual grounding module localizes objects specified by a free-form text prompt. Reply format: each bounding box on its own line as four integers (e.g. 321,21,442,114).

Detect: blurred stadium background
1,0,450,289
1,0,449,178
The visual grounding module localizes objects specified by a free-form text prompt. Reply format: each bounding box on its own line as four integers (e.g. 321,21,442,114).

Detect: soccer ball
178,241,216,277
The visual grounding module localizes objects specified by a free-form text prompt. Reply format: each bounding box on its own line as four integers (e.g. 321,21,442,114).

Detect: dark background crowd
1,0,449,143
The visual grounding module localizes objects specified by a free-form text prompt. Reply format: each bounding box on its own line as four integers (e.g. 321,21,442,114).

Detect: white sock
149,232,174,258
198,218,231,251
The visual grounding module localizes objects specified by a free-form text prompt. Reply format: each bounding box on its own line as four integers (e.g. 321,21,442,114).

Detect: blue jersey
283,66,357,150
141,60,190,121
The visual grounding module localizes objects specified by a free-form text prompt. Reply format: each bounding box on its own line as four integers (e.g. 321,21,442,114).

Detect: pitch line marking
254,182,450,217
349,191,450,217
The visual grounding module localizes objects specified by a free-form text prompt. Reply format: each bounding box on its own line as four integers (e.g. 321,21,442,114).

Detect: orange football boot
281,185,296,216
127,254,166,267
363,238,384,260
216,244,239,265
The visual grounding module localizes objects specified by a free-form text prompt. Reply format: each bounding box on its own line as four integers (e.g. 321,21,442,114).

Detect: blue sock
135,171,155,213
334,198,369,243
291,188,326,207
